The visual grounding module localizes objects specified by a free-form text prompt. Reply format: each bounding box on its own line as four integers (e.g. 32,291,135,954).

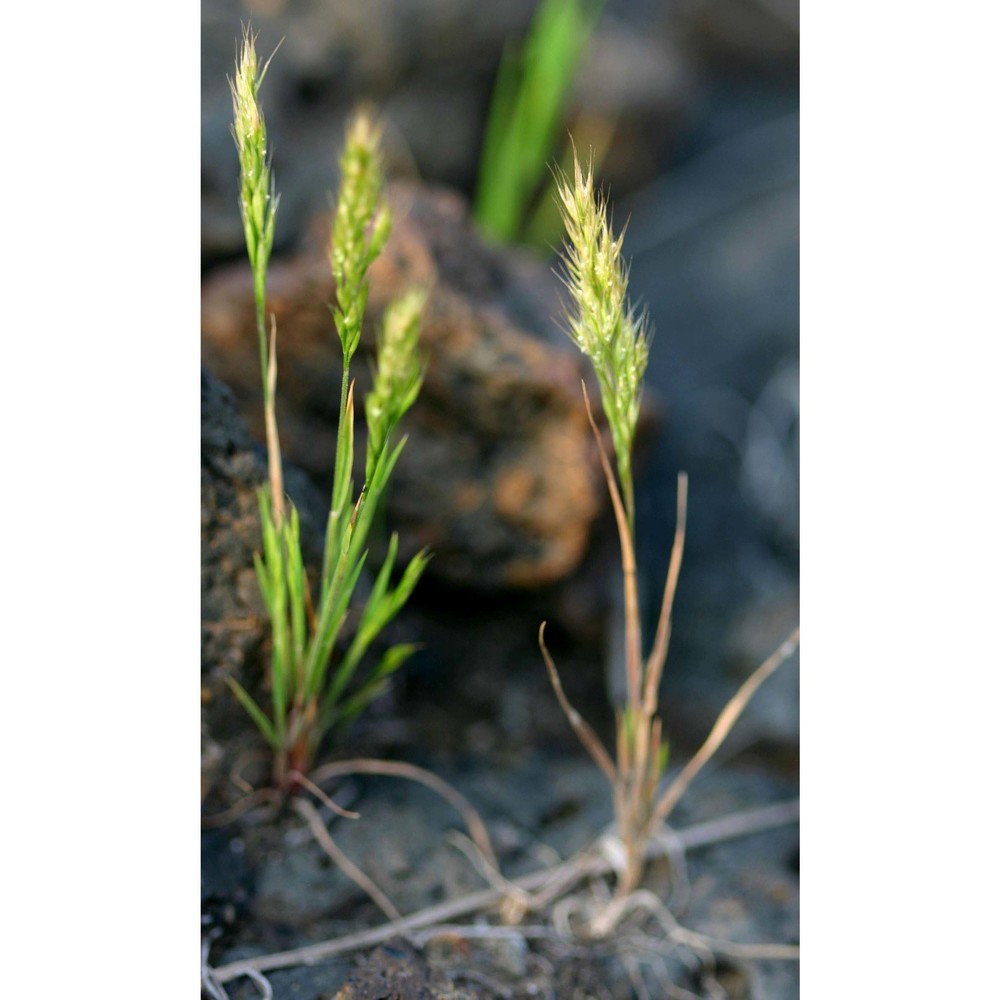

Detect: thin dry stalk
675,931,800,962
228,747,271,794
444,830,534,920
643,472,688,711
292,797,401,921
581,382,642,706
650,826,692,912
445,830,528,909
579,382,664,887
657,979,702,1000
201,787,280,829
680,799,798,849
623,952,652,1000
653,627,800,827
410,924,557,945
579,380,654,898
202,938,231,1000
539,622,617,785
624,888,801,962
543,398,794,905
445,829,597,924
618,891,717,968
242,968,275,1000
206,963,273,1000
310,757,500,870
288,770,360,819
264,315,284,526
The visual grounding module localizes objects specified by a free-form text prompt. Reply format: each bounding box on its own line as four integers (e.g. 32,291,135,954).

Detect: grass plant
215,27,505,939
474,0,605,246
205,44,801,985
541,151,800,916
226,30,429,794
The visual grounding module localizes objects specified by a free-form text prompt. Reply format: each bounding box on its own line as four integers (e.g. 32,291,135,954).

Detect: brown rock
202,181,606,590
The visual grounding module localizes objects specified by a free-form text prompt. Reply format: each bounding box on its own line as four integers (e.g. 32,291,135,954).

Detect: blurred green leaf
474,0,605,245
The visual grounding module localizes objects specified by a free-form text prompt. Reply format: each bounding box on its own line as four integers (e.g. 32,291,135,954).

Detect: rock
202,180,609,590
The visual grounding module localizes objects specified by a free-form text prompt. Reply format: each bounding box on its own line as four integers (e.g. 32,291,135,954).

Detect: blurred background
201,0,799,771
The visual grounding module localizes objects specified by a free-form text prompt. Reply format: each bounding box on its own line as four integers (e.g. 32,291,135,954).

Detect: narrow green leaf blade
226,677,280,748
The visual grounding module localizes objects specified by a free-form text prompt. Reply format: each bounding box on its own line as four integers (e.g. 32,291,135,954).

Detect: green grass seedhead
232,29,286,529
227,37,429,794
365,289,426,481
324,111,393,588
330,112,392,361
230,30,280,374
555,153,648,532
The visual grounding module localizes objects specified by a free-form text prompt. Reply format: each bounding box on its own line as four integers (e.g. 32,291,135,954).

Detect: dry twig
539,622,617,784
202,938,230,1000
310,757,499,870
289,769,360,819
653,628,800,827
293,797,401,921
201,787,280,829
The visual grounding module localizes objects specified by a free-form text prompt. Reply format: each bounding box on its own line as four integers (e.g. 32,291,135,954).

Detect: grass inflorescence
556,152,648,532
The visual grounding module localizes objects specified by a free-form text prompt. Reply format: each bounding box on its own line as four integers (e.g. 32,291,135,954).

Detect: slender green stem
474,0,606,244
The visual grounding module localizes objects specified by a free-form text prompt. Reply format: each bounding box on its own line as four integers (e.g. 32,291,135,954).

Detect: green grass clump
474,0,604,246
227,30,429,793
